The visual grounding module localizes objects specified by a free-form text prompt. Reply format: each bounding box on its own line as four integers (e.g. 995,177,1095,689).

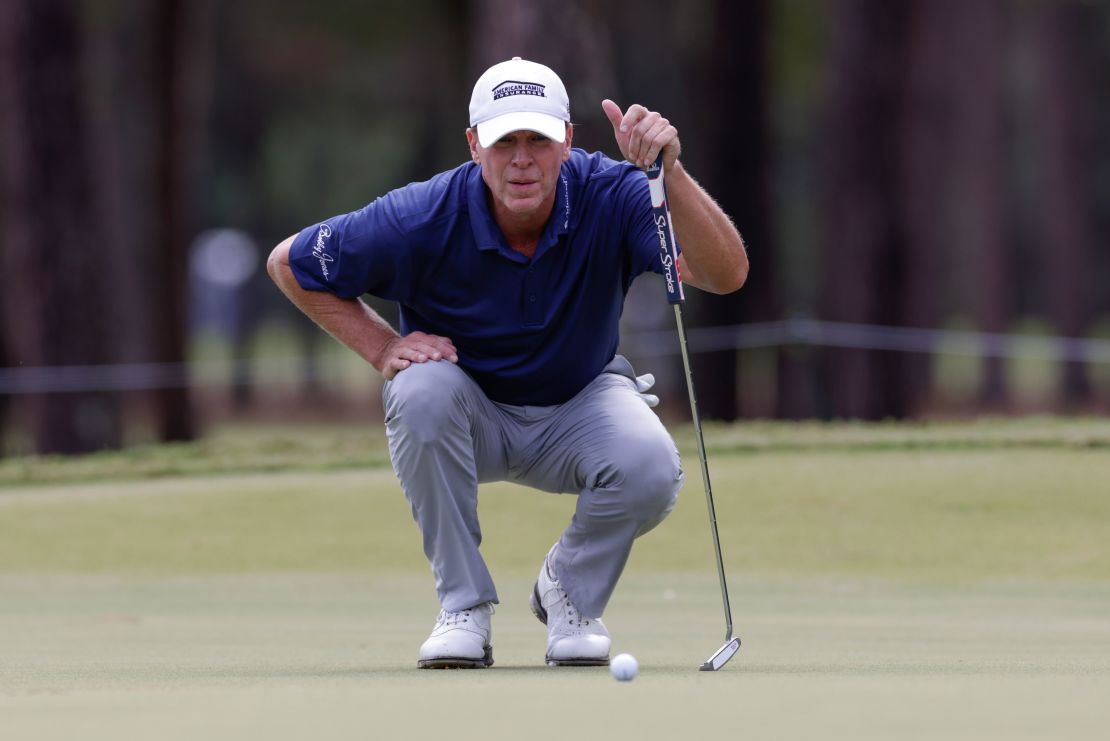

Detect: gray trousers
382,355,683,617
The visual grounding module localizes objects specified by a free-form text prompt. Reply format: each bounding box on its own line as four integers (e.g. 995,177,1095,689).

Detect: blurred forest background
1,0,1108,456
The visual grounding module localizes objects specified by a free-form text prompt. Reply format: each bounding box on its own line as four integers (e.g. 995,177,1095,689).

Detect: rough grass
3,416,1108,488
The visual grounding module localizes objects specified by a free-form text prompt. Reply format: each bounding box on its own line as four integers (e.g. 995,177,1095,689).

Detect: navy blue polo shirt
288,148,664,406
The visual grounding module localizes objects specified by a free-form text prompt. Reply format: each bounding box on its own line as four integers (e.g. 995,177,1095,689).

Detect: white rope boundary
2,319,1108,394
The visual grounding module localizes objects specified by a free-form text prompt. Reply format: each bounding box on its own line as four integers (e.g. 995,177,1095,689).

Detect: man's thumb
601,99,623,131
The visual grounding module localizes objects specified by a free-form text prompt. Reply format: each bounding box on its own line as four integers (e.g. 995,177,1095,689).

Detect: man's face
467,126,572,220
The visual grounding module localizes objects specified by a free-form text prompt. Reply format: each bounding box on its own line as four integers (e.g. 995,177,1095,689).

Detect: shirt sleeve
288,192,415,302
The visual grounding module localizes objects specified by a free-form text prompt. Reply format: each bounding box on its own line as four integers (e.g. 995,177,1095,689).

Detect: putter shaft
645,153,739,670
675,304,739,669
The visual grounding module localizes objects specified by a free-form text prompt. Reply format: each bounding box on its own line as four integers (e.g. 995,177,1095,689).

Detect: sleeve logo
313,224,334,278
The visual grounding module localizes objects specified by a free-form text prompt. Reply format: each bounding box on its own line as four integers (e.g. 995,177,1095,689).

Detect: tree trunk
896,0,962,415
943,0,1008,408
818,0,912,419
684,0,776,421
149,0,213,442
0,0,121,454
1031,1,1094,409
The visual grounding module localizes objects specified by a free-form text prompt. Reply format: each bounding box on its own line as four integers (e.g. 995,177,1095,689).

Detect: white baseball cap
469,57,570,147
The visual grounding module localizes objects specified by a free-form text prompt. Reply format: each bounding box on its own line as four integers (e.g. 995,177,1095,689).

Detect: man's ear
465,128,481,163
563,124,573,160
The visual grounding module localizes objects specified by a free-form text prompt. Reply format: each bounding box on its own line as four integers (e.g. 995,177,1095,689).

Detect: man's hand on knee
379,331,459,380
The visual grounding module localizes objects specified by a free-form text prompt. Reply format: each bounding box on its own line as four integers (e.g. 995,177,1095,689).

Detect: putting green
2,576,1108,740
2,421,1109,739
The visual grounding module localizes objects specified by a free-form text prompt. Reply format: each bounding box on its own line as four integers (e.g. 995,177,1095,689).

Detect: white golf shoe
529,552,611,666
417,602,494,669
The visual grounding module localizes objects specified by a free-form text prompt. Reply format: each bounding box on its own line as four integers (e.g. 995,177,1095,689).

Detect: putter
645,154,741,671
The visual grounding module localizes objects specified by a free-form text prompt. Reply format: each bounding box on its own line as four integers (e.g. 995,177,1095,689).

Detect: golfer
268,57,747,668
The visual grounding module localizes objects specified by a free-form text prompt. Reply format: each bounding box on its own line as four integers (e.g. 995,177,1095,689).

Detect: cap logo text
492,80,546,100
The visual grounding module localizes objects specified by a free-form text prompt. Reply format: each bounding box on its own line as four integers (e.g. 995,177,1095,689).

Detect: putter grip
645,154,684,305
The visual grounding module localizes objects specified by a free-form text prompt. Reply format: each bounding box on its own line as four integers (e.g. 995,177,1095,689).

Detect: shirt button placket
522,264,543,326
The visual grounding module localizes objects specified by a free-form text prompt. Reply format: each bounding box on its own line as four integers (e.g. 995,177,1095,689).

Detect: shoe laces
563,595,590,627
437,603,492,627
548,576,590,627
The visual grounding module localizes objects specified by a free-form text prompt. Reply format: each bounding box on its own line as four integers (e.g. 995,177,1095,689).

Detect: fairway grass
2,419,1109,739
2,448,1108,582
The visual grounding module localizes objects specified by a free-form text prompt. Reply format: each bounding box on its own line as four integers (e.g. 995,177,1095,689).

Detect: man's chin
502,197,543,214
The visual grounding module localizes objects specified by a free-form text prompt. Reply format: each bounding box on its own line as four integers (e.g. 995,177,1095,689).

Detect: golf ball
609,653,638,681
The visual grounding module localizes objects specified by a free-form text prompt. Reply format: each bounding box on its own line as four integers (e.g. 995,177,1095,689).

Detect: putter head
698,637,741,671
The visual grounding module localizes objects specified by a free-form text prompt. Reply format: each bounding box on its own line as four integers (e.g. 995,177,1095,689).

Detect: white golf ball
609,653,638,681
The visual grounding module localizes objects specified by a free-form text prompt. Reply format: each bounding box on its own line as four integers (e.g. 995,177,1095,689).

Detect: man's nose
510,142,532,165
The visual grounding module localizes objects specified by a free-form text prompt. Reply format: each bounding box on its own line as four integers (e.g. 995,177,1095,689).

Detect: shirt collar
467,164,502,252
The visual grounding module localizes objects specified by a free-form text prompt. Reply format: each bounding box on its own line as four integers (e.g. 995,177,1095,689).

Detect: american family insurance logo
492,80,545,100
313,224,334,278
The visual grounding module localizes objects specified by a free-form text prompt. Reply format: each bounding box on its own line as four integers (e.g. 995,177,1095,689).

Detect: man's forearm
267,236,399,373
665,162,748,294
